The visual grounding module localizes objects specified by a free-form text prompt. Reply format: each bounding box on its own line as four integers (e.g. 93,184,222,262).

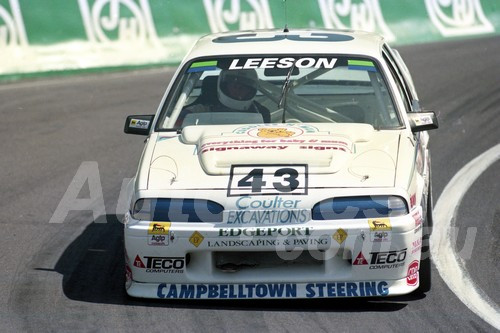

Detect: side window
388,48,418,99
383,45,419,105
383,52,411,113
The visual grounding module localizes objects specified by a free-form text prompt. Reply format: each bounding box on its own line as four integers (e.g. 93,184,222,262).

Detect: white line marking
431,143,500,329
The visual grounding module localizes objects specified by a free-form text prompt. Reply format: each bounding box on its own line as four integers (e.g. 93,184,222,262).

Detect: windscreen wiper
279,62,296,123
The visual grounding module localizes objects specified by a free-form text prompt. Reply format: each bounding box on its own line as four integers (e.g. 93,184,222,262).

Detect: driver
177,69,270,126
218,69,258,110
216,69,270,122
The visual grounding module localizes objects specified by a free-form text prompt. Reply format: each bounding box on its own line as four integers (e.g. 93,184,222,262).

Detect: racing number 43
229,165,307,196
237,168,299,192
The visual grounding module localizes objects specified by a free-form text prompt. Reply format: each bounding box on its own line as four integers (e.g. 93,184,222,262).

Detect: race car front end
123,134,425,300
122,29,437,300
124,200,422,299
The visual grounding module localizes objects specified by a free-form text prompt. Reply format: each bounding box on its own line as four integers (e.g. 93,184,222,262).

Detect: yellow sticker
148,222,171,235
257,128,295,138
189,231,204,247
332,228,348,244
368,218,392,231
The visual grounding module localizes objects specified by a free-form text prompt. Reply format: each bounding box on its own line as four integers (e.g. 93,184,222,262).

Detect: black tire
417,246,432,293
416,182,433,293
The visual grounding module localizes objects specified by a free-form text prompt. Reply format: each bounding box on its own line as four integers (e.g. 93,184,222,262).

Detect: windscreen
157,55,402,130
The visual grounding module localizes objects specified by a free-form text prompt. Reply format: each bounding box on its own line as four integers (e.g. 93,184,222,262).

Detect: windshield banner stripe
190,60,218,68
348,59,376,72
348,60,374,67
188,60,218,73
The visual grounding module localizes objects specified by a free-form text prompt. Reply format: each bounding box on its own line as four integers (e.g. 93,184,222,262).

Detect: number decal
228,165,307,196
237,168,267,193
273,168,299,192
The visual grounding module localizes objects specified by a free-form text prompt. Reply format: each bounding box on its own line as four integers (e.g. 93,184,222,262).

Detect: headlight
312,195,408,220
132,198,224,222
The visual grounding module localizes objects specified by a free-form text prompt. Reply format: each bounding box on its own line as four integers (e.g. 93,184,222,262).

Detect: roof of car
184,29,386,61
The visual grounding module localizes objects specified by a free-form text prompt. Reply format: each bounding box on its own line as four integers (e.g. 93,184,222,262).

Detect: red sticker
133,255,145,268
407,260,419,286
353,252,368,265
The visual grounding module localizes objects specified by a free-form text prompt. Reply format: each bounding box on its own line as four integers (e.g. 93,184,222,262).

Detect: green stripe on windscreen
348,60,375,67
190,60,218,68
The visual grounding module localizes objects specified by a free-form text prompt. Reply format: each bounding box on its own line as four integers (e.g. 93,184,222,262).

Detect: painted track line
431,143,500,330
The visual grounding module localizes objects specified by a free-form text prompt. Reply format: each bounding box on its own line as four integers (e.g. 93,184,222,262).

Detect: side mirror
407,112,438,132
124,115,154,135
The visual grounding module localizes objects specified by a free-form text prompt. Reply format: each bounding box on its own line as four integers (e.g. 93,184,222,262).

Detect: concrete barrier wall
1,0,499,78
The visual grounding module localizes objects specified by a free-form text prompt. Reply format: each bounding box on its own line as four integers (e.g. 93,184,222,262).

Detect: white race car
123,29,438,299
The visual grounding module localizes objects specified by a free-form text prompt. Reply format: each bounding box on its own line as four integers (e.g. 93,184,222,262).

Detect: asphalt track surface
0,36,499,332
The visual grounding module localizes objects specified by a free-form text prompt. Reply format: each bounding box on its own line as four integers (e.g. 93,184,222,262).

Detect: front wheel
416,183,433,293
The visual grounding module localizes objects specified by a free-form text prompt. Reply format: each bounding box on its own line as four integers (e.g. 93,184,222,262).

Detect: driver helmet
217,69,258,111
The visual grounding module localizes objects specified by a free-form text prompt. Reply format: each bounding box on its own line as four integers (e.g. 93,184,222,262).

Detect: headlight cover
132,198,224,222
312,195,408,220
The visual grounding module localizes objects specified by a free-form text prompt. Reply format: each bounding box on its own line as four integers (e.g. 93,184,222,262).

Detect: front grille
214,250,325,273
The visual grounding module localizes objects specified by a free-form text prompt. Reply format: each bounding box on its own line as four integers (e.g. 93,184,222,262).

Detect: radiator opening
214,250,325,273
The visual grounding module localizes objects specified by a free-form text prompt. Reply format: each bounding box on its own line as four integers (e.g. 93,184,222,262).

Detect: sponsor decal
148,222,174,246
187,60,218,73
407,260,419,286
201,144,289,154
129,118,150,129
347,59,376,72
148,233,175,246
200,127,351,155
199,142,350,154
206,237,329,248
370,230,391,242
250,127,302,138
225,209,309,225
148,222,170,235
235,196,302,209
413,115,433,126
157,281,389,299
227,166,308,196
332,228,348,244
299,145,348,152
218,226,312,237
368,218,392,231
416,141,425,174
411,238,422,255
353,252,368,265
133,256,185,274
133,255,146,268
305,282,389,298
228,57,337,70
233,123,319,135
353,249,407,269
189,231,204,247
410,193,417,208
369,249,407,269
412,210,423,233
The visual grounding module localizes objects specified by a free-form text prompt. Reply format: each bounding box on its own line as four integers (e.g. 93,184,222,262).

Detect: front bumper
124,207,424,299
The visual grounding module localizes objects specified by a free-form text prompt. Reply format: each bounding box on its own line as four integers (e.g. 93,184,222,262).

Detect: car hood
147,123,404,190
